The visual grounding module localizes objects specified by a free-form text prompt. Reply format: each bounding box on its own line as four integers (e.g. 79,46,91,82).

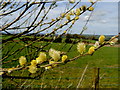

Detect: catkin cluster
18,35,118,74
77,35,118,55
18,49,68,73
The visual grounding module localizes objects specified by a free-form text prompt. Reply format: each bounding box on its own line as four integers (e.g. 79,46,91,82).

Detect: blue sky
45,1,118,35
80,2,118,35
1,0,118,35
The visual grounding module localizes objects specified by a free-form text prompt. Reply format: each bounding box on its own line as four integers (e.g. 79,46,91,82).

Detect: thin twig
76,64,88,88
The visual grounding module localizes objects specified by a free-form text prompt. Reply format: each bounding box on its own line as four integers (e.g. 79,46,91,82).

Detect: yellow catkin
51,19,55,22
36,57,41,64
76,8,81,16
88,7,94,11
31,60,37,66
53,28,57,31
111,38,118,43
62,55,68,63
81,5,87,11
38,52,46,61
64,31,67,33
49,48,60,62
59,24,62,28
72,20,75,24
28,65,38,73
69,0,75,3
61,13,65,18
19,56,27,66
94,41,99,48
88,0,94,3
69,10,74,15
0,72,4,75
110,38,118,45
99,35,105,44
88,46,95,55
36,52,47,64
66,14,70,20
77,42,86,54
75,16,79,20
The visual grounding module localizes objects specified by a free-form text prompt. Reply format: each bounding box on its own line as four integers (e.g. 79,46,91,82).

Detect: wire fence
31,66,119,88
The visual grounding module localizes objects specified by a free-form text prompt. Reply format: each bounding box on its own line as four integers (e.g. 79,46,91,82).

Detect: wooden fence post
92,67,100,90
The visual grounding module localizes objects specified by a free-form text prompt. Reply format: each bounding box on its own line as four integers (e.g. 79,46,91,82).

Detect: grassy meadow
1,35,119,88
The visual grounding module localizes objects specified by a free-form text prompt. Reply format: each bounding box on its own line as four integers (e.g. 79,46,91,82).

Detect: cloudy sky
1,0,119,35
47,1,118,35
79,2,118,35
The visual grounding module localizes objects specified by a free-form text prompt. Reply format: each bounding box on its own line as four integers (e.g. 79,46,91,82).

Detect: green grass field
2,36,119,88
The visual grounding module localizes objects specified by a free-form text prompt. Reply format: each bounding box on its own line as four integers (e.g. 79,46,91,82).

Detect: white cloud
84,15,89,20
81,10,108,24
100,20,107,23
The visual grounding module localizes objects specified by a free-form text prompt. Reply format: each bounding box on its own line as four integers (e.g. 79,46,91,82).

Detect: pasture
2,35,119,88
